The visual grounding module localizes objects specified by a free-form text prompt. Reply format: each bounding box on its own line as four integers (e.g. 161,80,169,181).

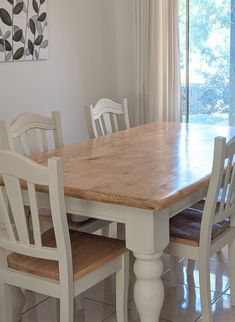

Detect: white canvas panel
0,0,48,62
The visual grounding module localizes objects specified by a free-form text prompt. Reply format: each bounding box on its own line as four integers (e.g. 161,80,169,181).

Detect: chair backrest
0,111,64,155
89,98,130,138
200,136,235,247
0,150,72,282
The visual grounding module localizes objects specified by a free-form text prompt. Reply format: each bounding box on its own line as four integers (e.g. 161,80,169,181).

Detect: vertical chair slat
41,130,48,152
219,156,233,212
3,175,29,245
0,188,16,242
113,114,119,132
26,129,39,154
103,113,113,134
19,135,30,156
123,98,130,129
226,165,235,209
27,182,42,247
98,118,105,136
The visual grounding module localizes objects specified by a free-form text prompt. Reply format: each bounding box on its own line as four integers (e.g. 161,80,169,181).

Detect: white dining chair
165,136,235,322
0,111,110,237
88,98,140,318
89,98,130,138
0,150,129,322
88,99,130,240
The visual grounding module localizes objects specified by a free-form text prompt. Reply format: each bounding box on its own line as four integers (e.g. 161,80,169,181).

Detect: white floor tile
22,291,48,313
104,311,170,322
84,275,131,306
21,297,115,322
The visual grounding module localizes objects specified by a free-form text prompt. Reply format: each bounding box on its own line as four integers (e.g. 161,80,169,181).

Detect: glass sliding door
180,0,234,126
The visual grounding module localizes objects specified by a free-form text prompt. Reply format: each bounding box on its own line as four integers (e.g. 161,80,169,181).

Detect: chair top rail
91,98,125,120
10,112,57,138
0,150,48,185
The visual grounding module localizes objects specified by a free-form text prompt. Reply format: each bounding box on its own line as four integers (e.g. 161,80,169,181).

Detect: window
179,0,235,125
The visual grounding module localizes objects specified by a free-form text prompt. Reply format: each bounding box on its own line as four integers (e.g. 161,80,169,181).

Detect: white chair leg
228,239,235,306
0,282,14,322
130,252,139,320
101,225,110,237
116,253,129,322
198,256,212,322
169,255,178,287
11,285,25,322
187,259,195,276
117,223,125,240
56,298,60,322
60,294,73,322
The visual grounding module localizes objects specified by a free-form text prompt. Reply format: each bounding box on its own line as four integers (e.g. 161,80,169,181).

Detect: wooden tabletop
24,122,235,210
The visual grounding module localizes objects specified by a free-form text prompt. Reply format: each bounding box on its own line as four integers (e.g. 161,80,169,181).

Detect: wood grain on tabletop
2,122,235,211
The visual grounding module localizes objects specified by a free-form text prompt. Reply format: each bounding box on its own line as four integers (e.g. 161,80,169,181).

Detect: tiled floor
18,226,235,322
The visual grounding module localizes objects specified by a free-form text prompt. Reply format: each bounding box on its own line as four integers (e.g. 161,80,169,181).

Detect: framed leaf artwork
0,0,48,62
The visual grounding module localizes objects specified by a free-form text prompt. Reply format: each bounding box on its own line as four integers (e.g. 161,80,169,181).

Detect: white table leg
126,209,169,322
133,252,164,322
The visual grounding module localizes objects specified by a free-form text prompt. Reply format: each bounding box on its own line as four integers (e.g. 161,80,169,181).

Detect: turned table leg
126,209,169,322
133,252,164,322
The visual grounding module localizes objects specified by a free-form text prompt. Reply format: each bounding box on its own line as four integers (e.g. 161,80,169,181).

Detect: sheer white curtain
134,0,182,124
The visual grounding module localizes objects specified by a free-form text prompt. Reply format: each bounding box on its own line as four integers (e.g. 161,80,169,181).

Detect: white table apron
10,185,207,322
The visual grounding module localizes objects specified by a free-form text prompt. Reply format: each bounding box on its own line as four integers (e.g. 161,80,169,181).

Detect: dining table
5,121,235,322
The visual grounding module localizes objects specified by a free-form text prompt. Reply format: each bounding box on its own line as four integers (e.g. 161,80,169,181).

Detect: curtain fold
134,0,182,124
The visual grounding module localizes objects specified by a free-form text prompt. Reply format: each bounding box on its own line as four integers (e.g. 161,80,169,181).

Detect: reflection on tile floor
160,280,220,322
20,246,235,322
196,295,235,322
21,297,115,322
162,258,230,293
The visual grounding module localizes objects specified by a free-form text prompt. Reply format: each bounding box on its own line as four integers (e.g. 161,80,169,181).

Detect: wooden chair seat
8,229,126,281
193,199,221,211
193,187,224,210
170,208,230,246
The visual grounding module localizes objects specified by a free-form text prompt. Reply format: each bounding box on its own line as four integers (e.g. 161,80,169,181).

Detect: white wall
0,0,118,144
115,0,136,126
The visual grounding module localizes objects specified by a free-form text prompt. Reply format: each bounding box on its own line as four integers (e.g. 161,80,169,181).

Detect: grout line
194,315,202,322
102,311,116,321
21,296,50,315
221,286,230,296
102,311,174,322
211,292,224,305
84,296,116,308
